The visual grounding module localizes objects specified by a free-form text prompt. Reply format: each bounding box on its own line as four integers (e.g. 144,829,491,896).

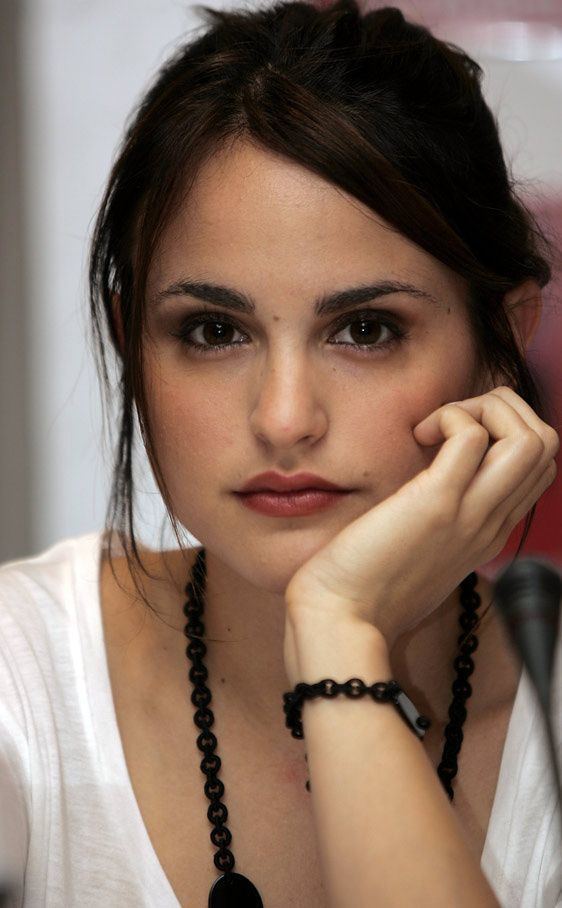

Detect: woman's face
143,139,487,596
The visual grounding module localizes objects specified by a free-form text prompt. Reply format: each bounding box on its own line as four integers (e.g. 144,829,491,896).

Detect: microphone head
493,556,561,714
495,557,562,619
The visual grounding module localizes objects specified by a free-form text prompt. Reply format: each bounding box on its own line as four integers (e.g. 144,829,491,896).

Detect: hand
284,386,559,650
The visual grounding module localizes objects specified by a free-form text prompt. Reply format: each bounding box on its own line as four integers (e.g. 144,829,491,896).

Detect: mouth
234,487,353,517
236,471,350,494
236,487,349,496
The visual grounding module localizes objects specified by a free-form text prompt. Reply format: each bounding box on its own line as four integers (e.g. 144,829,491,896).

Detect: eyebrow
152,278,444,316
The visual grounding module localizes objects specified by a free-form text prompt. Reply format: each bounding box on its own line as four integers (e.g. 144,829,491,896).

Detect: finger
441,391,557,530
485,386,560,461
487,460,558,557
450,398,547,529
414,395,542,513
413,406,491,505
429,385,560,464
487,448,557,532
415,388,534,448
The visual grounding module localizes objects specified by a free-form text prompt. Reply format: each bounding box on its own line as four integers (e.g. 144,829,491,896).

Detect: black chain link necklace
183,547,482,907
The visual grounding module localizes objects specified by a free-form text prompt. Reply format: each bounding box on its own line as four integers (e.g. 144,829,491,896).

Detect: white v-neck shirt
0,532,560,906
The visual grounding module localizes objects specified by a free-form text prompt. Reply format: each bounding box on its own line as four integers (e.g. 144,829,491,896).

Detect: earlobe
472,278,542,396
504,278,543,355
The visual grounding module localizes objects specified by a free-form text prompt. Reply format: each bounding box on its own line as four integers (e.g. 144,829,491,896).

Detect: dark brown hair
88,0,559,633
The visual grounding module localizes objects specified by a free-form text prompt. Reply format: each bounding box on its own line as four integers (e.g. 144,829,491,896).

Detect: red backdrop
314,0,562,575
484,194,562,579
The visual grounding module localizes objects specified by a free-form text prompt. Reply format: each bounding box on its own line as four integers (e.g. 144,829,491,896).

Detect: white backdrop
12,0,562,558
18,0,229,557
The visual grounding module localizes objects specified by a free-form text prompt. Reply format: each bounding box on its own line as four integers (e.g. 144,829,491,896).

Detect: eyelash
169,308,410,358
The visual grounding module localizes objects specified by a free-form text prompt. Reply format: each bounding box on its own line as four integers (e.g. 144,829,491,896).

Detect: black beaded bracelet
282,678,432,740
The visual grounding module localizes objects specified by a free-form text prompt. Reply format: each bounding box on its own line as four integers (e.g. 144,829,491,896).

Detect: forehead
149,139,467,307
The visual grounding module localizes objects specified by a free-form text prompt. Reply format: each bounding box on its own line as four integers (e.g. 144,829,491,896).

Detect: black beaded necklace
183,547,482,907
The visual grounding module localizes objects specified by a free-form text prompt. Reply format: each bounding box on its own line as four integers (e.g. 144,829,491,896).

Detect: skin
109,137,542,736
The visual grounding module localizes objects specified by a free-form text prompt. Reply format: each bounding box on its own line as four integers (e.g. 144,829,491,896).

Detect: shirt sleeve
0,606,30,907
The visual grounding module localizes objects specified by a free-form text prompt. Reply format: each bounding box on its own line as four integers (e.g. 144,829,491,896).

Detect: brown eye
171,314,246,354
170,308,408,358
193,319,239,347
332,316,388,346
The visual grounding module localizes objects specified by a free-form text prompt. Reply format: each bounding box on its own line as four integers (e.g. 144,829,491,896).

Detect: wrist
284,606,392,687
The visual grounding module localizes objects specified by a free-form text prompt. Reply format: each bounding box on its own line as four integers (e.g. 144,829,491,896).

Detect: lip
234,488,352,517
236,470,349,493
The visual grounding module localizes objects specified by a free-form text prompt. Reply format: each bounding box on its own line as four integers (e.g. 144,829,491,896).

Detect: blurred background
1,0,561,578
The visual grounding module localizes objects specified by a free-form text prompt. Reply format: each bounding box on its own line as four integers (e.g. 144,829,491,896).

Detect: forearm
286,610,500,908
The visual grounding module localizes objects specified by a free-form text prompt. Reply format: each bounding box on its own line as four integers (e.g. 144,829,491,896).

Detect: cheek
144,343,474,510
354,408,424,485
147,382,237,487
354,382,461,487
399,376,478,469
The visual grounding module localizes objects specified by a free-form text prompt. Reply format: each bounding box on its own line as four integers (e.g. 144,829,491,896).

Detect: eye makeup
168,306,411,359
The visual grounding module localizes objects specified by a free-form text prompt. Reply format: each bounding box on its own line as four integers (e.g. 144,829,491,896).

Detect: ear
111,292,125,357
503,277,543,356
477,278,543,395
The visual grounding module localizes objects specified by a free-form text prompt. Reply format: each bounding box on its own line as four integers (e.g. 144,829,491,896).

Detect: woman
1,0,560,905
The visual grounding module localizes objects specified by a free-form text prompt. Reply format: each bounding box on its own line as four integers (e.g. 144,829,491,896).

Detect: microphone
492,556,561,881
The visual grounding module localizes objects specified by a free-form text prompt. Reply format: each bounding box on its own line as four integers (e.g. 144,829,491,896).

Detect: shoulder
99,539,202,648
0,532,101,611
0,532,104,644
100,539,202,607
0,532,103,717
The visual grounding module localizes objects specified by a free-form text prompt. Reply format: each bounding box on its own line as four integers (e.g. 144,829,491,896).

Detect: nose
248,352,328,450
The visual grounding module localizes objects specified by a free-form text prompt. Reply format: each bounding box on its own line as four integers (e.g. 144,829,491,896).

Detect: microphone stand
493,556,562,893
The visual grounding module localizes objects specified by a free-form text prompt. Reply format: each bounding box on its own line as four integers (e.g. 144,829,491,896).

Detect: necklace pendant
209,871,264,907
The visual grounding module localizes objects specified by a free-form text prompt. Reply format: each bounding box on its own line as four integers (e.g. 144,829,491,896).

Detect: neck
163,547,506,726
198,548,499,729
102,543,520,738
